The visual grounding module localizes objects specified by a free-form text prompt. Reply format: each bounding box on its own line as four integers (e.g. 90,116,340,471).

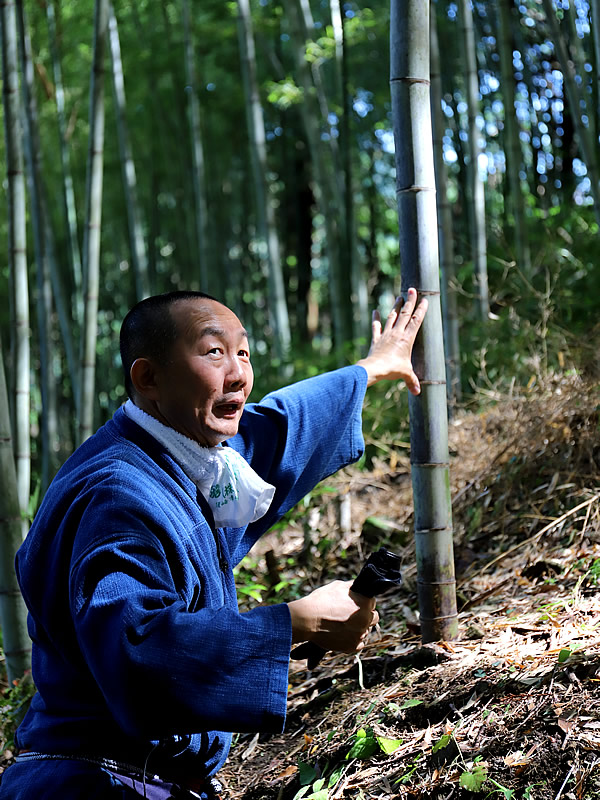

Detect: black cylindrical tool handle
290,548,402,668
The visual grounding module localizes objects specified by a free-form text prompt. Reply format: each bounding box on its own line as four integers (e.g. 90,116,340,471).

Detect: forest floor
223,373,600,800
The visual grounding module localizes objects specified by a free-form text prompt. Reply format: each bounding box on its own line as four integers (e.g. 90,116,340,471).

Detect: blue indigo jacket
2,367,367,797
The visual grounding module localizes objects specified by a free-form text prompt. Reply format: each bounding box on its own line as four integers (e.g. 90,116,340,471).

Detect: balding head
120,290,222,400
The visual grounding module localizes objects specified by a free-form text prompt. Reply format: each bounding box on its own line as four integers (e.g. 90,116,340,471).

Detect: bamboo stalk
1,0,31,520
108,4,150,300
79,0,109,444
390,0,458,643
236,0,291,360
429,0,461,408
0,335,31,682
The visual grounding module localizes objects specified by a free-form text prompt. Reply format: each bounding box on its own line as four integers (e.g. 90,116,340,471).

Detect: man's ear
130,358,161,400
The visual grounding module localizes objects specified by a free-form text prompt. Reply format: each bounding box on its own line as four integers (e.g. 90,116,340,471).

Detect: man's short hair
120,290,219,400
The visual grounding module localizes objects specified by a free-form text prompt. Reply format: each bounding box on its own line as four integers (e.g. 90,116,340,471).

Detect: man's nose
225,355,246,387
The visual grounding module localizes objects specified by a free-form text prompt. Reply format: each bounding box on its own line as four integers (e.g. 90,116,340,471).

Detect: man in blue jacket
0,289,427,799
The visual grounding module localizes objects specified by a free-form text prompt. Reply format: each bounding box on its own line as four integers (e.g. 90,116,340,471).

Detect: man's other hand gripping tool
290,547,403,669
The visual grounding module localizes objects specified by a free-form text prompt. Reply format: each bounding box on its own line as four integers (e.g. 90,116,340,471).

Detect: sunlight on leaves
432,733,452,753
398,698,423,709
376,735,403,754
346,728,379,760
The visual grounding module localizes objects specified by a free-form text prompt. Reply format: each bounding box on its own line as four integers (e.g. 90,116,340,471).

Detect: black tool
290,547,403,669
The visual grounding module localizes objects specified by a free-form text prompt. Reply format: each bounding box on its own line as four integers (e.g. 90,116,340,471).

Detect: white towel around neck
124,400,275,527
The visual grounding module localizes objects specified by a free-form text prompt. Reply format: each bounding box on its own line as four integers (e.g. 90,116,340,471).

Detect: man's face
151,299,254,447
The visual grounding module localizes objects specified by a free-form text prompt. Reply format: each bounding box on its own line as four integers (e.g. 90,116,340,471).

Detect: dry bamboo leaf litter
224,377,600,800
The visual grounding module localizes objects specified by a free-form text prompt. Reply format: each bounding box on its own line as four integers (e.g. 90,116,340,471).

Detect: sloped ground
223,374,600,800
0,375,598,798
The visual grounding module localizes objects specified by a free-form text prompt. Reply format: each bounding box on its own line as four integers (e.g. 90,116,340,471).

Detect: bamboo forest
1,0,600,797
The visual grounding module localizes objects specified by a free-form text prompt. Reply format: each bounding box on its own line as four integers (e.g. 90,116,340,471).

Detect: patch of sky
457,101,468,115
575,177,592,206
482,73,499,93
344,7,355,18
206,83,216,92
447,3,457,21
516,104,530,123
485,121,498,137
517,81,528,97
443,143,458,164
375,128,395,154
353,90,373,119
442,99,454,118
573,158,587,177
492,100,503,116
524,15,535,27
551,98,564,118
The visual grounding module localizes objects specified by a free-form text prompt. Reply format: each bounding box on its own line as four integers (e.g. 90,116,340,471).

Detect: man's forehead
171,298,247,340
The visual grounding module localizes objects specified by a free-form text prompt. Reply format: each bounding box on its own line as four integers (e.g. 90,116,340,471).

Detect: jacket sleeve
228,365,368,563
68,483,291,741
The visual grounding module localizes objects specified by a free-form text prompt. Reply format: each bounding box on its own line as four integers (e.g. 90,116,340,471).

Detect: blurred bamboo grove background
1,0,599,517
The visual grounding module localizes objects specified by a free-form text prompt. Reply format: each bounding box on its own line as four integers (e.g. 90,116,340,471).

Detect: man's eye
207,347,223,355
238,349,250,358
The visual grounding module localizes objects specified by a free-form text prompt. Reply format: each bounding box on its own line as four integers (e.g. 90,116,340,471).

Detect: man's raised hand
356,287,428,394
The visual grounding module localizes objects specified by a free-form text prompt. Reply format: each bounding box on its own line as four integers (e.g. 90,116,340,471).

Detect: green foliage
292,778,328,800
266,78,303,109
345,727,403,760
459,758,488,792
0,672,36,752
376,735,403,755
558,648,572,663
298,760,318,786
587,559,600,585
432,733,453,754
346,727,379,760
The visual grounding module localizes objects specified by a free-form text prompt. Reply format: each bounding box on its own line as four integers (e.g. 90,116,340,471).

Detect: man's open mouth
214,402,242,418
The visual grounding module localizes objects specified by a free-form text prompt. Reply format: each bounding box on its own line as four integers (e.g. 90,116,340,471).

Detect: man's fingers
397,287,417,321
404,370,422,396
371,310,382,343
405,297,428,334
385,288,419,331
